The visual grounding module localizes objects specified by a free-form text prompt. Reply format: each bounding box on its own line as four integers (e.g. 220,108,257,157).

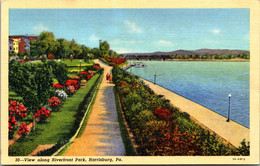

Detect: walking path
141,79,249,148
63,60,125,156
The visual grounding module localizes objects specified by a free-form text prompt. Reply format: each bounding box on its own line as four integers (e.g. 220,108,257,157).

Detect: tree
88,53,95,59
80,45,91,59
9,51,17,57
56,38,71,59
99,41,110,57
30,31,58,57
69,39,82,59
91,47,101,58
109,50,119,58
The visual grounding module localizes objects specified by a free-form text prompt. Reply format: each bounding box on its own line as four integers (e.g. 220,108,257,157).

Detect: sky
9,9,249,53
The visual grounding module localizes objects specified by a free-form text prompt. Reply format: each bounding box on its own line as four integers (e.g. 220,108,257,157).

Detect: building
9,38,13,52
12,38,20,54
9,35,37,54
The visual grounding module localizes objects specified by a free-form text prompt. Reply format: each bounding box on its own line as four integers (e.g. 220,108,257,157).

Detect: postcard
1,0,259,165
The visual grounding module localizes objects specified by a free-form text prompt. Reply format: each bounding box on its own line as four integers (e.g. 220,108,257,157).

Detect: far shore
127,58,249,62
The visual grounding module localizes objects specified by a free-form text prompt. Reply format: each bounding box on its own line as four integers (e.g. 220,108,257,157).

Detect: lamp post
80,60,82,72
87,54,90,63
227,94,232,122
70,54,73,62
58,59,61,63
130,62,132,73
154,73,157,85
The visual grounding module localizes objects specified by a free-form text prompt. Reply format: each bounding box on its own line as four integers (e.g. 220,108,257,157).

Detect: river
127,61,249,128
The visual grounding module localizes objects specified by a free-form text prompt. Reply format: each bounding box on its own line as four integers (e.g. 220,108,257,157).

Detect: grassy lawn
9,73,101,156
118,62,129,68
62,59,95,76
60,59,94,67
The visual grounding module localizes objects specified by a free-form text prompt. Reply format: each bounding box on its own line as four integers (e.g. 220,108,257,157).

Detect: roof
9,35,38,38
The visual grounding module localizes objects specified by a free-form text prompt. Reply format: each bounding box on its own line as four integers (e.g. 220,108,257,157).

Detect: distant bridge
123,54,170,60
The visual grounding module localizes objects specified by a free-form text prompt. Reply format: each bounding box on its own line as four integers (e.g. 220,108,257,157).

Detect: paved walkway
63,60,125,156
142,79,249,148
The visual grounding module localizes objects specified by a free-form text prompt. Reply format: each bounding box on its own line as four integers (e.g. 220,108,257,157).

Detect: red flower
52,83,64,88
9,100,27,119
70,76,80,81
92,65,100,69
17,122,30,136
8,116,17,133
105,57,126,65
35,107,51,119
79,71,92,80
48,96,61,111
154,106,172,121
65,79,80,90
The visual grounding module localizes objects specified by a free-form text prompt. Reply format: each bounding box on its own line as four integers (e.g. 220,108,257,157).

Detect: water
128,61,249,128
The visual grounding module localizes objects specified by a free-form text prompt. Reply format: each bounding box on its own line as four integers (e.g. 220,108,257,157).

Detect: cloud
89,34,100,42
32,24,49,34
124,21,142,34
157,40,175,46
110,39,143,45
212,29,221,34
113,48,137,54
109,39,121,45
126,40,143,44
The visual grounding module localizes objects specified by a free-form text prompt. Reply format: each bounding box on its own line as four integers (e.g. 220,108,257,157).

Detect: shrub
55,90,68,101
132,110,156,130
48,96,62,111
70,76,80,81
66,85,76,96
17,122,31,136
237,139,250,156
104,57,126,66
154,106,172,121
65,79,80,90
92,64,100,69
47,61,68,85
79,71,91,80
9,61,53,112
34,107,51,121
47,53,55,60
9,116,17,136
180,112,190,120
87,70,97,76
9,100,27,119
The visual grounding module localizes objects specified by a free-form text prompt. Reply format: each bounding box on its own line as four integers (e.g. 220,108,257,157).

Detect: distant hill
121,49,249,57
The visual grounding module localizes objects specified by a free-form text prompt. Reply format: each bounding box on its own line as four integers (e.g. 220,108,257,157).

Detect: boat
134,62,147,68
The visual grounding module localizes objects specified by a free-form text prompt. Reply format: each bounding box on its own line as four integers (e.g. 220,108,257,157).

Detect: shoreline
138,78,249,148
127,58,249,62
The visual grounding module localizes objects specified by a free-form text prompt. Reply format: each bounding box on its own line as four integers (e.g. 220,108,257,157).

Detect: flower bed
9,69,103,156
52,83,64,89
79,71,91,80
8,61,104,152
100,57,126,66
113,67,249,156
8,100,29,139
